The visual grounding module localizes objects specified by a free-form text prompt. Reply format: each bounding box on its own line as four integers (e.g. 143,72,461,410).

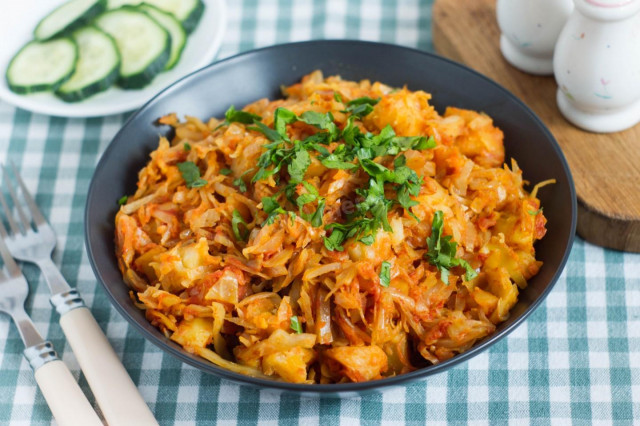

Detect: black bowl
85,40,576,396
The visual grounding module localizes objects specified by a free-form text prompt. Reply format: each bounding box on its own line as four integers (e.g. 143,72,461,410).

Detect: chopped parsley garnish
273,107,298,139
379,261,391,287
231,209,249,242
183,142,191,151
177,161,207,188
232,169,253,192
118,195,128,205
426,211,478,284
528,207,543,215
324,228,346,251
249,121,284,144
217,105,262,129
320,155,358,170
333,91,343,103
220,168,232,175
262,196,287,225
343,96,380,118
233,177,247,192
288,149,311,183
294,182,326,227
290,316,303,334
298,111,339,139
222,103,437,247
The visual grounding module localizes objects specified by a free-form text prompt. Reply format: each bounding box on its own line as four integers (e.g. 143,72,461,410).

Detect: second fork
1,164,158,426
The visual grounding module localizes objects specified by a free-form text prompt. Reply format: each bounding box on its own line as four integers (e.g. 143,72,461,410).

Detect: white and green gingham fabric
1,1,639,424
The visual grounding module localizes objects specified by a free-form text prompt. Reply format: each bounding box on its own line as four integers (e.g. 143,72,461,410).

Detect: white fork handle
34,360,103,426
59,307,158,426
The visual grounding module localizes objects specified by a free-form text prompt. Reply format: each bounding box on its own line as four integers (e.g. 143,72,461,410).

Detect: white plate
0,0,226,118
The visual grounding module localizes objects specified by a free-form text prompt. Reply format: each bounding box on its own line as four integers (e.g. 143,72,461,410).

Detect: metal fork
1,163,157,426
0,222,101,425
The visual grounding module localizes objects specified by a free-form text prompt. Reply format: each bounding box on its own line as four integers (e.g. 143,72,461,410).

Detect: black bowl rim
85,39,577,394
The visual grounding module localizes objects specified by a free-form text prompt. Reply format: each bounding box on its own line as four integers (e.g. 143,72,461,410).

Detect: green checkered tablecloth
1,0,639,424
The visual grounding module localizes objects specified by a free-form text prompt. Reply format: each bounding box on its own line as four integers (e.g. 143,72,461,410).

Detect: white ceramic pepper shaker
554,0,640,133
497,0,574,75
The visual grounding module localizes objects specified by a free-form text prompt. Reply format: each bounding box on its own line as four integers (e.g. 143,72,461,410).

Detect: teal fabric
1,0,639,424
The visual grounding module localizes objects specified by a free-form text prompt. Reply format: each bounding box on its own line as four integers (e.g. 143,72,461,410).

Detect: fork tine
1,164,30,234
0,220,21,277
10,162,46,227
0,190,20,236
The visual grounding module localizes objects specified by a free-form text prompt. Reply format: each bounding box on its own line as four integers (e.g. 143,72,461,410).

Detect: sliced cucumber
140,0,204,33
55,27,120,102
5,38,77,94
108,0,204,33
95,6,170,89
106,0,140,8
34,0,106,40
139,4,186,70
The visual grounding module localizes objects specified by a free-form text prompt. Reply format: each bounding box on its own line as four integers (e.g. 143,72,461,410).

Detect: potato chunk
262,347,316,383
171,318,214,350
151,238,219,292
325,345,388,382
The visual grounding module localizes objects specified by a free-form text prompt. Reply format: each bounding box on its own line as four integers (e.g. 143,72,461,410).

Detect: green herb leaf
333,92,343,103
224,105,262,125
288,149,311,182
233,177,247,192
323,229,345,251
220,168,232,175
231,209,249,242
118,195,128,205
298,111,328,127
397,185,420,220
359,159,392,179
347,97,381,107
426,211,478,284
345,97,380,118
262,196,287,225
288,211,297,225
298,111,339,141
528,207,543,215
183,142,191,151
296,192,317,207
177,161,207,188
274,107,298,139
413,135,437,150
248,121,285,143
262,196,280,213
459,259,478,281
309,199,325,227
294,182,325,227
290,316,303,334
379,261,391,287
320,155,358,170
347,103,374,118
359,235,375,245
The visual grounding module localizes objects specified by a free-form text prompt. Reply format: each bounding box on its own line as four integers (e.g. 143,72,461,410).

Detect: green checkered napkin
0,0,639,424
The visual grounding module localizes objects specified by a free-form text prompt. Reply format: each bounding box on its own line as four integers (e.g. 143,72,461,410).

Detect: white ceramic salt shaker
554,0,640,133
497,0,574,75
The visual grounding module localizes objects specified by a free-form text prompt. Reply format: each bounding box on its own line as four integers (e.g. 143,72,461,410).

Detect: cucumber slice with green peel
5,38,77,94
34,0,106,40
106,0,204,33
106,0,140,8
139,4,186,70
178,0,204,34
140,0,204,33
55,27,120,102
95,6,171,89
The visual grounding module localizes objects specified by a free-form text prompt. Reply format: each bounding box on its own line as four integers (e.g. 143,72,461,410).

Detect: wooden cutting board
433,0,640,253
